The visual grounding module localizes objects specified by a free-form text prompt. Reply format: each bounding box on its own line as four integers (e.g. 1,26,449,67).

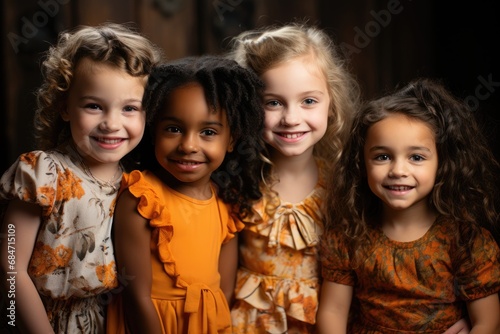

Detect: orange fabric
321,218,500,333
231,159,326,334
107,170,243,334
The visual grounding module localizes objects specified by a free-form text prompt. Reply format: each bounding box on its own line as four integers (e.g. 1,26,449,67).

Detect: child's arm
0,200,55,333
316,280,353,334
219,235,238,306
113,189,162,334
467,293,500,333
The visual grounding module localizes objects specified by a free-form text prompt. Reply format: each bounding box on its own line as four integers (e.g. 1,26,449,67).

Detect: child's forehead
166,82,224,111
366,113,436,145
162,83,226,116
270,54,324,74
73,58,133,80
74,57,112,73
371,113,431,129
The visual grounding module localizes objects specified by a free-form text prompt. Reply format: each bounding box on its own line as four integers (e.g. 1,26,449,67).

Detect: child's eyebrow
367,145,433,152
79,96,142,103
202,121,224,127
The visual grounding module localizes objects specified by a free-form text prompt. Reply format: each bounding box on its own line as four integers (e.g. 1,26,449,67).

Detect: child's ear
60,106,70,121
227,137,235,153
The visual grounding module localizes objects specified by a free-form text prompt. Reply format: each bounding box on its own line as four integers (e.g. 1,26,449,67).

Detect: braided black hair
141,55,266,219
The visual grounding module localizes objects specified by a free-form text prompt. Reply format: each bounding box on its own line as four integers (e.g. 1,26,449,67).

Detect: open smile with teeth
94,137,123,144
279,132,305,139
385,185,413,191
175,160,202,165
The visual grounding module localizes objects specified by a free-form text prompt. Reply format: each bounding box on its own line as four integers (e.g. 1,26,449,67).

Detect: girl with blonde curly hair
0,23,162,333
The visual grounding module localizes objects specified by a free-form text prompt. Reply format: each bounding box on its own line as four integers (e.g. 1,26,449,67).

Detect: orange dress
231,160,326,334
321,217,500,333
107,170,243,334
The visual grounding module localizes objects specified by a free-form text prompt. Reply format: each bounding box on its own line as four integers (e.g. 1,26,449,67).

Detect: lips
170,159,204,172
277,132,306,139
384,185,414,191
174,160,202,165
93,137,124,144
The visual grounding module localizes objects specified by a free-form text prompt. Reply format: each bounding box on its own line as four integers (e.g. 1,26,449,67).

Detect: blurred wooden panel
199,0,318,55
253,0,318,26
2,0,70,169
73,0,136,25
137,0,199,60
320,0,435,100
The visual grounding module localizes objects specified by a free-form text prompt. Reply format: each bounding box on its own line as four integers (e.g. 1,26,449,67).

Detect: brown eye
410,155,425,162
202,129,216,136
375,154,390,161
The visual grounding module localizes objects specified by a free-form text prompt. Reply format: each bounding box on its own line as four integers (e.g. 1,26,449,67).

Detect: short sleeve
455,228,500,300
320,229,356,286
220,199,245,244
0,150,82,215
121,170,169,224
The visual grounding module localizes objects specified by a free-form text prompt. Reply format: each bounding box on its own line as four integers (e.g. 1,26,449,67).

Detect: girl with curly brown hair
318,78,500,333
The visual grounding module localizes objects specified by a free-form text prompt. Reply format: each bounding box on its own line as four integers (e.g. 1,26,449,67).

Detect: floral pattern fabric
107,170,244,334
231,159,326,334
0,144,119,333
321,217,500,333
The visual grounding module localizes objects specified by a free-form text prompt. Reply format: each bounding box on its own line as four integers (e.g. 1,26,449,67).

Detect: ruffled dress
231,160,326,334
321,217,500,333
0,144,119,333
107,170,244,334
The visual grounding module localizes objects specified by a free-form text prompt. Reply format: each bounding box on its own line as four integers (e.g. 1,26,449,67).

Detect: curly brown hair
34,22,163,151
326,77,500,271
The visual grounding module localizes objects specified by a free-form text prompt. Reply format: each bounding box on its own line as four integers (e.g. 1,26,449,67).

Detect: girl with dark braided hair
107,55,266,334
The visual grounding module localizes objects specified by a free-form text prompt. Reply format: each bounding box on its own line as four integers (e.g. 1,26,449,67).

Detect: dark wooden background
2,0,499,175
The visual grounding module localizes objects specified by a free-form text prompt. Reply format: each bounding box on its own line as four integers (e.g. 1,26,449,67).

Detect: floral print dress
0,143,119,333
321,217,500,333
231,160,326,334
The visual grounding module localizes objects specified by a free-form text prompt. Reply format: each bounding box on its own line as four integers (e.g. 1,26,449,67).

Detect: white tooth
100,138,120,144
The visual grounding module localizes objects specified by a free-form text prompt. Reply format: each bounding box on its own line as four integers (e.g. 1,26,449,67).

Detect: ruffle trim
122,171,179,281
120,171,235,332
234,268,319,330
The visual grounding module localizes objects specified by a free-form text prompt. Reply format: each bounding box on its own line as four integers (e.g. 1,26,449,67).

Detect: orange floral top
231,159,326,334
0,144,119,333
321,217,500,333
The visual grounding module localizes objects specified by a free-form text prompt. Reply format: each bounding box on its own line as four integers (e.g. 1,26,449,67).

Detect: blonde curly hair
228,22,360,166
34,22,163,150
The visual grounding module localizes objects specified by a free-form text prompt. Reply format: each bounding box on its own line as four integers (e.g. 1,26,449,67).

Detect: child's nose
281,106,301,126
100,111,121,132
178,133,199,153
388,160,409,178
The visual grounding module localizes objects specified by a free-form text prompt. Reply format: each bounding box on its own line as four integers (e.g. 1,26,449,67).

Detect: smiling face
153,82,233,194
260,56,330,159
363,113,438,215
63,58,146,173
